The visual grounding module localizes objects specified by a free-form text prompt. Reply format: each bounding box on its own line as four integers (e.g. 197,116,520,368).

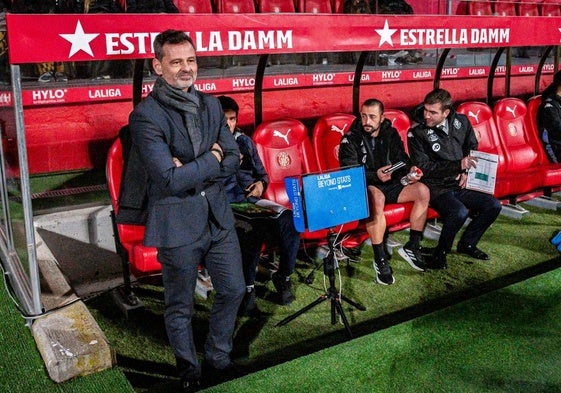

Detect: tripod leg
330,297,337,325
305,260,323,284
333,298,353,338
275,294,328,327
340,294,366,311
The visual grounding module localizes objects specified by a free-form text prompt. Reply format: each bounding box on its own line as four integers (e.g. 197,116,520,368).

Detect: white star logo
60,21,99,58
375,19,397,47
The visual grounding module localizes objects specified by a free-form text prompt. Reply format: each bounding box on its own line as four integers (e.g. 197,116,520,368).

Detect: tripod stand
276,230,365,338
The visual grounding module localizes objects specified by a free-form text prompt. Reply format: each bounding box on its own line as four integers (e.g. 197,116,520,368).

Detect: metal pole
11,65,42,317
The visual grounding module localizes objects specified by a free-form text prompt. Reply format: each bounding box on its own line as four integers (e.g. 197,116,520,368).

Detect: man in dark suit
127,29,245,393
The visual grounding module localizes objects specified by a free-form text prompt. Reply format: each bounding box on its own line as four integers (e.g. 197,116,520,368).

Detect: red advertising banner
6,14,561,64
0,63,555,108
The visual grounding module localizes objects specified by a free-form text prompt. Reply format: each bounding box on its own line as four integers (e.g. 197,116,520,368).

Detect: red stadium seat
493,97,547,197
174,0,213,13
297,0,332,13
494,0,517,15
106,137,160,307
457,101,507,175
383,108,411,154
218,0,256,12
541,0,561,16
467,0,493,15
456,101,514,199
258,0,295,12
253,118,328,242
312,113,355,171
254,118,318,207
525,95,542,149
517,0,540,16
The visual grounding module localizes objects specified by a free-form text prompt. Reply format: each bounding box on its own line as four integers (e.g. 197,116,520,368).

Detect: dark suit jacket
127,90,240,248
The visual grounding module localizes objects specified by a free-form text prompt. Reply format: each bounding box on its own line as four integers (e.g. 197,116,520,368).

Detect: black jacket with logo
338,117,411,186
537,93,561,163
408,105,478,199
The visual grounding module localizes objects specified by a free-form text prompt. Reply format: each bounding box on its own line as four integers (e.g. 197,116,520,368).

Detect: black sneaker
373,258,395,285
398,241,426,271
271,273,295,305
238,288,260,317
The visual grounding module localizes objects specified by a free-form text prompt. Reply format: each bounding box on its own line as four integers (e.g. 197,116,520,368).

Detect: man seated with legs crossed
339,98,430,285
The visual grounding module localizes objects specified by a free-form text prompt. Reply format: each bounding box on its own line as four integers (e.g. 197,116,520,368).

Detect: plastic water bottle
400,168,423,186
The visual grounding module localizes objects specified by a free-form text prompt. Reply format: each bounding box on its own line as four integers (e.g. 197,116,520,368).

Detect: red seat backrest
542,0,561,16
457,101,507,174
525,95,551,165
525,95,542,145
107,138,123,215
494,0,517,15
468,0,493,15
218,0,256,12
384,108,411,154
312,113,355,171
106,138,146,245
331,0,343,12
518,0,540,16
259,0,295,12
493,97,541,171
174,0,213,13
106,138,161,276
253,118,318,207
297,0,332,12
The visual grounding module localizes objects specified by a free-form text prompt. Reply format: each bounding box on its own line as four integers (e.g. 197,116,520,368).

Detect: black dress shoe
457,244,490,260
202,360,247,387
180,376,200,393
427,249,447,269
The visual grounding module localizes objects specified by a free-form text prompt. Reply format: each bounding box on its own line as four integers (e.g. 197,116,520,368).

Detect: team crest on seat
276,151,291,167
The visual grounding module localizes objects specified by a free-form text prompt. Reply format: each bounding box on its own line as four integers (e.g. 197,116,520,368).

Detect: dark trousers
158,224,245,379
238,209,300,286
430,189,501,253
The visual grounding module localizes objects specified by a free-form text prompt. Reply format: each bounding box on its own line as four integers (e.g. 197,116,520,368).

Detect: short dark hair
424,88,453,111
362,98,384,114
153,29,195,61
218,95,239,115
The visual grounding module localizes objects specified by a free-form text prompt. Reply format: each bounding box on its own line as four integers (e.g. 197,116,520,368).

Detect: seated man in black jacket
408,88,502,269
339,98,430,285
538,70,561,163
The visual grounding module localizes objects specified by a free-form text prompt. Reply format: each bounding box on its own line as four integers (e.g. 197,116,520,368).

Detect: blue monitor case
284,165,369,232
